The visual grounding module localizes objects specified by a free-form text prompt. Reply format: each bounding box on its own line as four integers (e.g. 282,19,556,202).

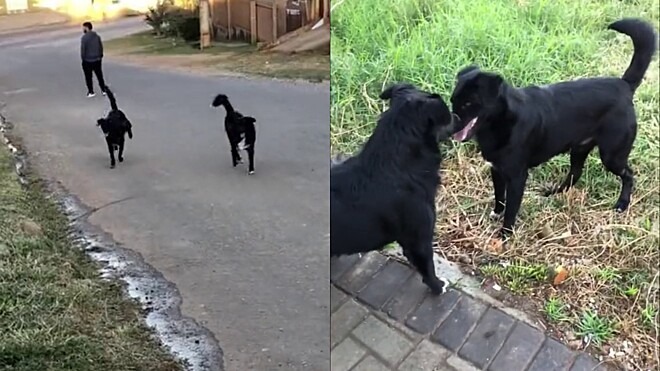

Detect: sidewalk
331,253,613,371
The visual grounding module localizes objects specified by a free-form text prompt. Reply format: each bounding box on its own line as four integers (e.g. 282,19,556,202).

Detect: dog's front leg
246,145,255,175
106,139,116,168
230,143,241,167
490,167,506,219
500,171,528,238
118,138,125,163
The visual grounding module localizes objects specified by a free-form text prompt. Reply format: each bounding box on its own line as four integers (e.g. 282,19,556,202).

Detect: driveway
0,18,330,370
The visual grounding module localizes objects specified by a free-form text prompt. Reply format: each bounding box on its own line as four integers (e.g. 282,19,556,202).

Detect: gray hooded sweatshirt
81,31,104,62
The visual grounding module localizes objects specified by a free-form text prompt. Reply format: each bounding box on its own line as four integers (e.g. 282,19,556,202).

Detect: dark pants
82,60,107,94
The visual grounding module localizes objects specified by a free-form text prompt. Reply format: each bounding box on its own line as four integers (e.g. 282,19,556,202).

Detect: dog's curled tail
608,18,658,92
105,87,118,111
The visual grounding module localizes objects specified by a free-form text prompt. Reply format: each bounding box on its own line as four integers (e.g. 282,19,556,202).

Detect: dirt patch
104,31,329,82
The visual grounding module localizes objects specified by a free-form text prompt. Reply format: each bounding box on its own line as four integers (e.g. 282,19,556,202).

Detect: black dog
211,94,257,175
450,18,657,238
330,83,460,295
96,88,133,168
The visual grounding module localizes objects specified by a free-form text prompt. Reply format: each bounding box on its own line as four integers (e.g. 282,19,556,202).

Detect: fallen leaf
486,238,504,254
553,265,569,286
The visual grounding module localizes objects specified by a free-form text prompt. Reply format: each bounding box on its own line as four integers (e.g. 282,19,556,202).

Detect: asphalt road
0,18,330,370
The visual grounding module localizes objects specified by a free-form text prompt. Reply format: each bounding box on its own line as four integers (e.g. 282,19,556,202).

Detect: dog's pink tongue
453,117,477,142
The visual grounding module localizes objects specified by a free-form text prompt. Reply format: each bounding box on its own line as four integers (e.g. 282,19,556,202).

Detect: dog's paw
499,227,513,241
118,157,124,163
110,164,116,169
489,210,503,220
614,199,630,213
425,276,448,295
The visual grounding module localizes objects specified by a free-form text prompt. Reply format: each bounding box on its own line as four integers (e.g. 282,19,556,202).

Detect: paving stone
351,355,391,371
330,337,367,371
488,321,545,371
405,289,460,334
570,353,607,371
458,307,515,369
398,339,451,371
371,310,421,341
331,299,368,348
431,295,488,352
357,260,413,310
336,253,389,294
527,337,576,371
352,315,414,367
382,273,428,321
446,355,480,371
331,285,348,313
331,255,360,282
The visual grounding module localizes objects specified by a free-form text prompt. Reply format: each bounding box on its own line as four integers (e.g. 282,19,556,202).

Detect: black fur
211,94,257,175
330,83,460,295
96,88,133,168
449,18,657,238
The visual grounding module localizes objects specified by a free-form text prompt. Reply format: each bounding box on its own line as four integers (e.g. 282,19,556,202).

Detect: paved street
331,253,612,371
0,18,329,370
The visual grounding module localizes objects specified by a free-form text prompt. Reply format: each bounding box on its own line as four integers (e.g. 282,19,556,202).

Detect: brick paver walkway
331,252,613,371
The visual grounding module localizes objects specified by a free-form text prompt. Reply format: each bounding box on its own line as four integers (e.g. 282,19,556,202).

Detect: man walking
80,21,107,98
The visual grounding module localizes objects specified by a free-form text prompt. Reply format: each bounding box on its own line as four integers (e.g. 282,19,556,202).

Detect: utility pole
199,0,212,49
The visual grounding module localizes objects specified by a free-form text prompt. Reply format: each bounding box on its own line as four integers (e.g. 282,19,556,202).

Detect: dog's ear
457,65,480,79
379,83,415,100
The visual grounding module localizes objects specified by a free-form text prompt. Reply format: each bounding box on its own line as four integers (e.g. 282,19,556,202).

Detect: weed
543,297,570,323
640,304,658,329
576,310,616,347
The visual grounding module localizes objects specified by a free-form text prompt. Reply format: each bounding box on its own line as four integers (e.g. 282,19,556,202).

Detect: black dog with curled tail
96,88,133,168
211,94,257,175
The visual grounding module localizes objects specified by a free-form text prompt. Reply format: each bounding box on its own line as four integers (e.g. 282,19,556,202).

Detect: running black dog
331,83,460,295
450,18,657,238
96,88,133,168
211,94,257,175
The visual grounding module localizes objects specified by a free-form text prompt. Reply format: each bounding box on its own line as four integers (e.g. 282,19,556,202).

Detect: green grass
543,297,571,324
576,310,617,346
331,0,659,368
104,31,329,82
0,144,182,370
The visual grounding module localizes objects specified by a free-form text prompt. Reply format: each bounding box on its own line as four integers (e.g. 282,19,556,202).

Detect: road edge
0,109,225,371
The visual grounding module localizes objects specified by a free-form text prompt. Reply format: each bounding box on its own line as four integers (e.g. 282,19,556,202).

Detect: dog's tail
105,87,118,111
608,18,658,92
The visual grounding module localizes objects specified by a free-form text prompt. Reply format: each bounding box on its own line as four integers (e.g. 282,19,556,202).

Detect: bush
145,0,173,36
163,7,200,42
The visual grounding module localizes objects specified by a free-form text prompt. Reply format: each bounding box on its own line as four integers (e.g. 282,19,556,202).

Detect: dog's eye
462,102,472,110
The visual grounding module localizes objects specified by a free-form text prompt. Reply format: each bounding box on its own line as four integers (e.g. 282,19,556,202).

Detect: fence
210,0,325,44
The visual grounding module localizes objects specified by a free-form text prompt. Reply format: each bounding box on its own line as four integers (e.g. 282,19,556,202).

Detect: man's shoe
87,92,96,98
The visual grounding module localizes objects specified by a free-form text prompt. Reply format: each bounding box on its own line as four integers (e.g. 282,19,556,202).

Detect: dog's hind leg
543,143,595,196
598,124,636,212
600,152,635,212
